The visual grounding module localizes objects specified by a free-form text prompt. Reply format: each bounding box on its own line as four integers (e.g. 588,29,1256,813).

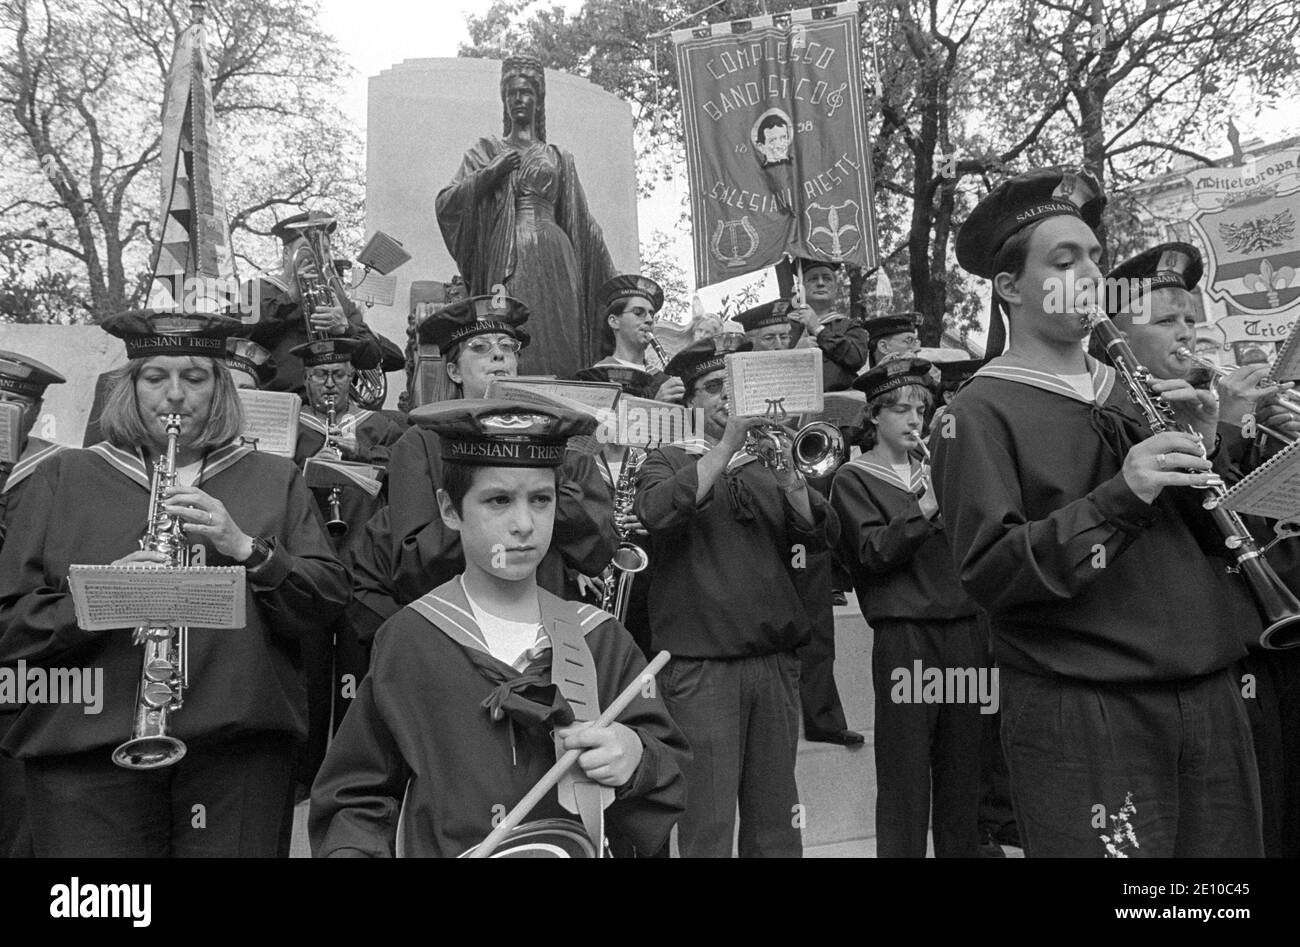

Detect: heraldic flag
147,1,237,312
674,2,879,287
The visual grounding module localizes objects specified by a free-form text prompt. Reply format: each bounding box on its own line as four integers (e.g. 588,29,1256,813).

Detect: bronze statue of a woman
435,56,616,381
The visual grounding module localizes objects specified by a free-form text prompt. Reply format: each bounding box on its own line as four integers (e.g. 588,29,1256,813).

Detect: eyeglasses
619,306,654,320
463,336,522,356
307,369,352,384
699,378,727,396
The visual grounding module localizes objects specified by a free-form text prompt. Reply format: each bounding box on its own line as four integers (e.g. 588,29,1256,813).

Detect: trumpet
113,414,189,770
1175,347,1300,443
745,420,846,479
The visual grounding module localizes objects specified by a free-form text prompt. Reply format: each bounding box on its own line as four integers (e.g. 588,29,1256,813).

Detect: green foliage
0,239,85,324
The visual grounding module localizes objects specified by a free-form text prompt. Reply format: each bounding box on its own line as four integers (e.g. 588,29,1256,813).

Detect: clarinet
1083,306,1300,650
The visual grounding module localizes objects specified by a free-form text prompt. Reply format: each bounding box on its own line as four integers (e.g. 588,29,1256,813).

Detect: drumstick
469,649,671,858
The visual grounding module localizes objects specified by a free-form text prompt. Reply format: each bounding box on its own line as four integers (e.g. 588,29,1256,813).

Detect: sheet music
489,377,620,414
1273,321,1300,383
356,231,412,276
68,565,246,631
1221,439,1300,520
302,457,383,497
617,396,691,447
725,349,824,416
350,270,397,308
236,389,300,457
0,401,20,464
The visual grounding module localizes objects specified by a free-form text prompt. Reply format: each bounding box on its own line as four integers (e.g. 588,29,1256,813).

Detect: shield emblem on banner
805,201,862,259
1190,188,1300,315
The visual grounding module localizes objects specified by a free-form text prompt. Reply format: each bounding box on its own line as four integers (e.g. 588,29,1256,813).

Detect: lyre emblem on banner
711,216,760,268
806,201,862,258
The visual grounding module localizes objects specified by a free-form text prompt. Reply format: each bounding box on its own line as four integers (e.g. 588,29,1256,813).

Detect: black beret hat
936,358,985,390
736,300,792,331
100,310,245,360
409,398,596,468
852,356,935,401
664,337,753,388
224,338,276,386
598,275,664,315
416,294,531,352
798,258,841,275
862,312,920,346
0,350,66,401
289,337,367,368
1105,241,1203,317
271,210,337,244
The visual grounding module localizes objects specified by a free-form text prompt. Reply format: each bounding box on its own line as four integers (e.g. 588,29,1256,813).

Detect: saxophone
1083,305,1300,650
112,414,189,769
600,448,650,622
288,216,388,409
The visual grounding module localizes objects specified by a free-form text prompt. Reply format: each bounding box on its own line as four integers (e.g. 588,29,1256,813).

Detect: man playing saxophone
0,310,349,857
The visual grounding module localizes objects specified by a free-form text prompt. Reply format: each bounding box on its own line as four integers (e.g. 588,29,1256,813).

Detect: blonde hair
99,357,245,452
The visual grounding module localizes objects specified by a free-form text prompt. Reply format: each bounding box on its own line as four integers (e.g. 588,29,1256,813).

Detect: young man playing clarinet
310,399,687,857
636,339,840,856
587,274,682,399
934,167,1263,857
831,357,984,857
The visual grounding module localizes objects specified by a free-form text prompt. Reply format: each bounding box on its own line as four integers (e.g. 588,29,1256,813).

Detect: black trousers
1001,665,1263,858
871,617,985,858
0,711,32,858
1238,648,1300,858
662,652,803,858
296,615,370,788
24,731,296,857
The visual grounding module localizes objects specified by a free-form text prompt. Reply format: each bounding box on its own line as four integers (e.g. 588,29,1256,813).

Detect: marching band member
0,311,349,857
1104,242,1300,859
224,338,277,391
289,337,408,789
588,274,682,400
635,339,840,857
862,312,922,367
734,304,858,744
785,259,871,391
310,399,687,857
934,168,1263,857
0,351,67,857
244,210,383,396
737,299,794,351
830,357,984,857
348,294,616,641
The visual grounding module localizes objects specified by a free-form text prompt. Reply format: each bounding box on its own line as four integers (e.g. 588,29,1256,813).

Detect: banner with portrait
674,2,879,288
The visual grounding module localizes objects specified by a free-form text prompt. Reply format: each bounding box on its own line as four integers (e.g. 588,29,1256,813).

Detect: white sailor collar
846,453,926,494
973,353,1116,406
1,438,68,494
86,439,253,491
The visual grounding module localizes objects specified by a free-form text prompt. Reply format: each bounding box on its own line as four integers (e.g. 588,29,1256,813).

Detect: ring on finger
206,511,213,525
1157,453,1167,471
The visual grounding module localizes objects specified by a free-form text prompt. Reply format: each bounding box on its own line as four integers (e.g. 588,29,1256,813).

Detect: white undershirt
891,462,913,484
610,356,647,371
1061,372,1095,402
462,579,544,671
174,460,202,488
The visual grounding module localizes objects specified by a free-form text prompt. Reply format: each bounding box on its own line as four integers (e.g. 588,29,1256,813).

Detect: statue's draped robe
436,138,616,380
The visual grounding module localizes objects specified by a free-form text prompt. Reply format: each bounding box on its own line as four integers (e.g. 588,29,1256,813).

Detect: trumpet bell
112,734,187,770
326,519,350,539
792,421,846,479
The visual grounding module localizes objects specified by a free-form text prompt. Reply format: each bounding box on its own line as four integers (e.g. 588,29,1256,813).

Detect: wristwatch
242,536,273,570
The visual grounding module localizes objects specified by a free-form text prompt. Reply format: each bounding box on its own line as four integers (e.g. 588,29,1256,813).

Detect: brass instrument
113,414,189,769
286,215,388,410
600,447,649,622
1086,307,1300,650
1175,346,1300,443
745,420,846,479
